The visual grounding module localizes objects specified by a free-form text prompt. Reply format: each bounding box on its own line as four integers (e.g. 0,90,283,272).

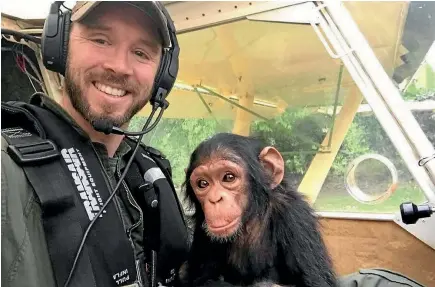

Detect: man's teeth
94,82,127,97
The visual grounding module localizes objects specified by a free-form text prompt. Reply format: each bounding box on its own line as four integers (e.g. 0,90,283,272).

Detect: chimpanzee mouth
203,218,241,242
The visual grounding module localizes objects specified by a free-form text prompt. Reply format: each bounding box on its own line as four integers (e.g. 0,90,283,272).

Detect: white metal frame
312,1,435,249
310,2,435,204
324,0,435,185
317,211,395,221
394,211,435,250
322,0,435,197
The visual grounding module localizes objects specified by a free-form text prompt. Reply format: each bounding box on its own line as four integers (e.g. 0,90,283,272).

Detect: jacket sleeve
338,268,425,287
1,136,57,287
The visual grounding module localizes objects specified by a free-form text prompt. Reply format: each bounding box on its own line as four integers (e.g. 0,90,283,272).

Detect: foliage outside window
129,65,434,214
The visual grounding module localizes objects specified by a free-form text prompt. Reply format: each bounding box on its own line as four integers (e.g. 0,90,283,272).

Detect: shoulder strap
1,102,98,287
123,137,189,286
146,146,172,177
126,136,173,177
124,136,184,222
2,101,59,165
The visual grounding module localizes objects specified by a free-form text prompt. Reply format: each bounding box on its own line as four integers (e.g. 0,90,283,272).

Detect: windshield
130,1,435,215
2,1,434,215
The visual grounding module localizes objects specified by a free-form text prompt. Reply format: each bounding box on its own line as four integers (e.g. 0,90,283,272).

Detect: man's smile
93,82,128,97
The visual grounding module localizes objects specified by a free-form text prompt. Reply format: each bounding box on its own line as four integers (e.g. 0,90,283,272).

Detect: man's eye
196,180,209,189
134,50,149,60
223,173,235,182
92,39,108,45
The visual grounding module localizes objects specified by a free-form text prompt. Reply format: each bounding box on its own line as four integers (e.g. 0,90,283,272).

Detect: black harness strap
2,101,138,287
1,127,97,287
2,97,190,287
123,140,189,286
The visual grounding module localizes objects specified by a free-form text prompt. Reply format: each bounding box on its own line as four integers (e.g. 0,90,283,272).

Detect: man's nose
102,49,134,76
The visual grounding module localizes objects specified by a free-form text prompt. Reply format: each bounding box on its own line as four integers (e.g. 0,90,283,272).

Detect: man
1,2,189,287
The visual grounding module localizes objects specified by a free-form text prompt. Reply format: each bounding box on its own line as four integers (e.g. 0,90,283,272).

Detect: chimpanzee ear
259,146,284,189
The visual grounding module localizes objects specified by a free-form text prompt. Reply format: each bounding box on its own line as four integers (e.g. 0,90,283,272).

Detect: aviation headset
41,1,179,107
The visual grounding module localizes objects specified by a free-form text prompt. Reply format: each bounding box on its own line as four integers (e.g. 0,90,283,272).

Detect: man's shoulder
1,134,35,212
1,135,55,287
2,134,29,184
124,136,168,159
2,133,10,152
123,136,173,179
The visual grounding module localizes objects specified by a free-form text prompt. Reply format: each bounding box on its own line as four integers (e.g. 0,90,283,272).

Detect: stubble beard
64,60,151,128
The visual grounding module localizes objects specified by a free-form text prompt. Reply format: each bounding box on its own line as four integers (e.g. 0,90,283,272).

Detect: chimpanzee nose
208,188,223,204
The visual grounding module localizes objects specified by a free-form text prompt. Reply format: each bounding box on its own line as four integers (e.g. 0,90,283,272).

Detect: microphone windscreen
92,119,113,134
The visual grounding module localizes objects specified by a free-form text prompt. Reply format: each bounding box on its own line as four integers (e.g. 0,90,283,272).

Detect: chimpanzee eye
197,179,209,189
223,173,235,182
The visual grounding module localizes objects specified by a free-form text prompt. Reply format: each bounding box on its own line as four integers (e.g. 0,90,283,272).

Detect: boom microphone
92,119,128,135
92,119,121,135
92,99,169,137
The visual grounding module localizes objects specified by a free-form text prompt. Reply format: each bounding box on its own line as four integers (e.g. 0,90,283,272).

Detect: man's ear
259,146,285,189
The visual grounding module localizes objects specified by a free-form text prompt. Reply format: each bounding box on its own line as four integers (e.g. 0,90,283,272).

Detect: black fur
180,133,338,287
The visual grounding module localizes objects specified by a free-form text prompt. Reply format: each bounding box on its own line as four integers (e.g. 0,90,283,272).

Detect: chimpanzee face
189,156,248,240
186,134,285,243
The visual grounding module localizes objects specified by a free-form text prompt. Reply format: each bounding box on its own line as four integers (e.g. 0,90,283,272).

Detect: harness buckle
8,140,60,165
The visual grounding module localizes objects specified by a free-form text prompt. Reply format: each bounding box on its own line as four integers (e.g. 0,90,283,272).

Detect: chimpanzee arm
178,230,226,287
277,198,338,287
177,262,220,287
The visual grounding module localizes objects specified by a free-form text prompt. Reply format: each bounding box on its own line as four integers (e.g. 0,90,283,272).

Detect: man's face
65,2,162,127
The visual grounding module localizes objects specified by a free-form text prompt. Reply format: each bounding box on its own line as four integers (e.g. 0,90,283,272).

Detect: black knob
400,202,433,224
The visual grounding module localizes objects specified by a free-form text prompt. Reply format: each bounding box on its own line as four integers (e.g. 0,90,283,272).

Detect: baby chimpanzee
179,133,337,287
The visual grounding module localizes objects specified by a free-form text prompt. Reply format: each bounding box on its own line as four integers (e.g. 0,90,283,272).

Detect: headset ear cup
60,11,72,76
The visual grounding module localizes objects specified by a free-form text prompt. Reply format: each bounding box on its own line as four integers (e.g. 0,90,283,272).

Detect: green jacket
1,96,148,287
338,268,426,287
